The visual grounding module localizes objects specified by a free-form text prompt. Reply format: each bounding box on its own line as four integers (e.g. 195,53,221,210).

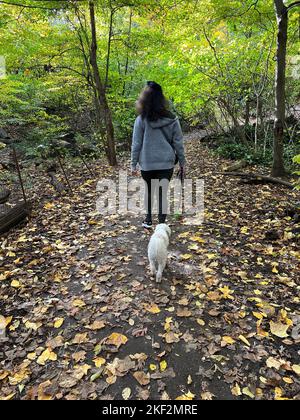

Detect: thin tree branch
0,0,67,10
287,1,300,12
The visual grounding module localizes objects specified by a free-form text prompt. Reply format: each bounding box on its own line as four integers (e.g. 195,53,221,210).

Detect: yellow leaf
178,232,190,238
176,391,195,400
274,387,283,400
0,371,9,380
160,360,167,372
283,377,294,384
72,299,86,308
93,357,106,368
0,393,15,400
164,317,173,331
149,364,157,371
105,332,128,348
254,289,262,295
24,320,41,331
266,357,286,370
27,352,37,361
219,286,234,300
10,279,21,288
231,383,242,396
279,309,293,326
239,335,251,347
190,235,205,243
221,336,236,346
257,320,269,338
242,387,255,399
196,319,206,326
44,203,55,210
144,304,161,314
53,272,63,283
17,235,28,243
54,318,64,328
253,311,265,320
241,227,249,234
201,391,214,400
37,348,57,366
292,364,300,375
180,254,193,260
122,387,131,400
206,253,217,259
270,321,290,338
74,364,91,376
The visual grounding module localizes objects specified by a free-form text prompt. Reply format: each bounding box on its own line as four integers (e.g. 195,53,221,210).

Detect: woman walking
131,81,186,228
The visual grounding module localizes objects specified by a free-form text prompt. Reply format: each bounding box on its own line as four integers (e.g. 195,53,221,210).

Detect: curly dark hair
136,81,173,121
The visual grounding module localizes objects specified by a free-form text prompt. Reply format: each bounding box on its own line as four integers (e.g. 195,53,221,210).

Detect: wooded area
0,0,299,402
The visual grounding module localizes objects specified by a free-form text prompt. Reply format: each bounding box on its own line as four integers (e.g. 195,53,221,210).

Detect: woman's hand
131,169,139,177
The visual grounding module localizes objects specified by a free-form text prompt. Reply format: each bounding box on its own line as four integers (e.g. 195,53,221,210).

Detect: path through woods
0,133,299,400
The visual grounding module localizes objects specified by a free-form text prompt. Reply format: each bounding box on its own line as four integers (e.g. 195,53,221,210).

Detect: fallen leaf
105,332,128,348
144,304,161,314
270,321,290,338
133,371,150,386
54,318,64,328
238,335,251,347
160,361,167,372
94,357,106,368
176,391,195,400
37,348,57,366
122,387,131,400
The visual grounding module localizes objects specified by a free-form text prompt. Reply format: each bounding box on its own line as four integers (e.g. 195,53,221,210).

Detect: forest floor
0,132,300,400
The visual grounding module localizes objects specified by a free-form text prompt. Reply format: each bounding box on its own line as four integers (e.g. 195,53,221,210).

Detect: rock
0,128,10,139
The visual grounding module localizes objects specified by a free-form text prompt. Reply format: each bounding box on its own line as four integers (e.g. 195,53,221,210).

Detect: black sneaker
142,220,153,229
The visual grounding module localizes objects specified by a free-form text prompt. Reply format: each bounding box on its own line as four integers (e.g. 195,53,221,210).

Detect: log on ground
217,172,294,189
0,202,32,234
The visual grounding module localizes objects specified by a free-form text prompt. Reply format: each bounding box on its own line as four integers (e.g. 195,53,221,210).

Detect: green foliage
0,0,299,166
293,154,300,190
214,139,273,165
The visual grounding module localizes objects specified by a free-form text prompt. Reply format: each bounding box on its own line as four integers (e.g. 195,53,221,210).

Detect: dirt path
0,135,299,400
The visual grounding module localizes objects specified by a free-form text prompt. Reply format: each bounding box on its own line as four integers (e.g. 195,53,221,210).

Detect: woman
131,81,186,228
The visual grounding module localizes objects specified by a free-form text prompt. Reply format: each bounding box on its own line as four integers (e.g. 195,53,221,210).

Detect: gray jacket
131,115,186,171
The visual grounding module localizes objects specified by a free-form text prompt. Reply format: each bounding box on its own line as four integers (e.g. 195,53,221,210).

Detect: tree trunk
105,5,114,90
89,1,117,166
255,96,263,152
122,9,133,96
245,99,250,126
0,202,32,235
272,0,288,177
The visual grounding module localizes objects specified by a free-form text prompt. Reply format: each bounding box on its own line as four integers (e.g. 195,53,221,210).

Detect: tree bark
272,0,288,177
245,99,251,127
255,95,263,152
122,9,133,96
0,202,32,235
89,1,117,166
218,171,293,189
105,4,114,90
0,189,10,204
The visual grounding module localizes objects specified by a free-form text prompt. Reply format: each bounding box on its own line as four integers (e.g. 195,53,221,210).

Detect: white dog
148,224,171,283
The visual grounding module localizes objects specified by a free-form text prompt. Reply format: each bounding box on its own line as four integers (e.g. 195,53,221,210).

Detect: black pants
141,168,174,224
